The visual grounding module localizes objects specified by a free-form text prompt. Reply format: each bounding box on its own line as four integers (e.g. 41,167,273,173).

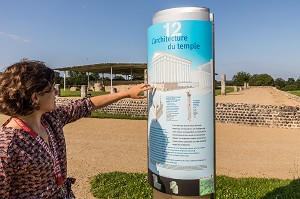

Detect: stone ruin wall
95,99,148,117
215,103,300,129
56,98,148,117
56,96,300,129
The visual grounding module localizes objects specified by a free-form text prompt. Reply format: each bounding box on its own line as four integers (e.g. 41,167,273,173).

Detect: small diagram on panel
150,51,212,92
170,181,179,194
187,91,191,121
152,174,162,190
151,96,163,121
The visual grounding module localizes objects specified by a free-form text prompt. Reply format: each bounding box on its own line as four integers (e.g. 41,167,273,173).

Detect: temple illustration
150,51,212,91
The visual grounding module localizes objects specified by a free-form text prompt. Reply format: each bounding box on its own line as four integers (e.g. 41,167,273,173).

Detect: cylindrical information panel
147,7,215,197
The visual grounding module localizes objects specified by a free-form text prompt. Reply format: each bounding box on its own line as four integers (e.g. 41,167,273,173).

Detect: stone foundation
215,103,300,129
56,97,300,129
96,99,147,117
55,98,148,117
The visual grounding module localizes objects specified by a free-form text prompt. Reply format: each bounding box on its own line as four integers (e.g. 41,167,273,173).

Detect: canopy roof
54,63,147,75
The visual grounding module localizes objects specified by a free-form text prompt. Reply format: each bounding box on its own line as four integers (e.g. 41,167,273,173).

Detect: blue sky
0,0,299,80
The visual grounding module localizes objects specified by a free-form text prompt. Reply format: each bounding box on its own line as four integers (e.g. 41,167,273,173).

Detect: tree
232,71,251,86
88,72,99,81
67,71,88,86
54,71,63,85
274,78,286,89
281,77,299,91
296,77,300,88
113,76,125,80
131,75,144,80
214,80,221,87
286,78,295,85
249,74,274,86
282,84,299,91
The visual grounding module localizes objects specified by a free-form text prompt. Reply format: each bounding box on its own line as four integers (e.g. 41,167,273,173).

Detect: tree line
54,70,300,91
54,71,144,88
220,71,300,91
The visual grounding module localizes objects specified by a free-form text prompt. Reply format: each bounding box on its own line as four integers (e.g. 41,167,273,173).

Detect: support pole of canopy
87,72,90,90
64,71,66,91
110,66,113,93
131,68,133,81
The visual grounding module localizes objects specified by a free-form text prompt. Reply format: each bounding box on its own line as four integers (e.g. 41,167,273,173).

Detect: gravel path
1,87,300,198
216,86,300,106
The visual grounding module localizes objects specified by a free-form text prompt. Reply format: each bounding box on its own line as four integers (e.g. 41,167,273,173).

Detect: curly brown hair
0,60,55,116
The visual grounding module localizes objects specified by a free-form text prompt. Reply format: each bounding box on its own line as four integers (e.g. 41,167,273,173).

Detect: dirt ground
1,87,300,199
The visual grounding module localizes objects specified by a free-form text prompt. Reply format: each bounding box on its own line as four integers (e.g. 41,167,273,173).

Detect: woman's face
37,84,58,112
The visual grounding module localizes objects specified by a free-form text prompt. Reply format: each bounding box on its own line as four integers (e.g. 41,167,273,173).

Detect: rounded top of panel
153,7,211,24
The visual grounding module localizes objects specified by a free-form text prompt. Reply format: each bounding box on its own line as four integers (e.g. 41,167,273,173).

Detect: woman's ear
31,92,39,105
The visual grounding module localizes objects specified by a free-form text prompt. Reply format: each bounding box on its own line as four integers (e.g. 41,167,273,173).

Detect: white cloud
0,31,30,43
8,34,20,40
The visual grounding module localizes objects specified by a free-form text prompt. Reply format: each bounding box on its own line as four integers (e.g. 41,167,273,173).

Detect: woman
0,60,151,198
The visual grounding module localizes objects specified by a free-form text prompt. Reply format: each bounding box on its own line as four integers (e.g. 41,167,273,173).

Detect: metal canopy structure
54,62,147,92
54,62,147,75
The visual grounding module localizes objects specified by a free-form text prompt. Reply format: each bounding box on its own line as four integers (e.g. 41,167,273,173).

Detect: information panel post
147,7,215,198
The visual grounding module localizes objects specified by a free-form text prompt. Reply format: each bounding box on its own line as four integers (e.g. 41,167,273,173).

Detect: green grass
215,87,235,96
90,111,147,120
216,176,300,199
60,89,109,97
90,172,300,199
287,90,300,97
90,172,152,199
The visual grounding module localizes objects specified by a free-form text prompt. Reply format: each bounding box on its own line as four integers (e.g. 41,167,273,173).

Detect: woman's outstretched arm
90,83,152,111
